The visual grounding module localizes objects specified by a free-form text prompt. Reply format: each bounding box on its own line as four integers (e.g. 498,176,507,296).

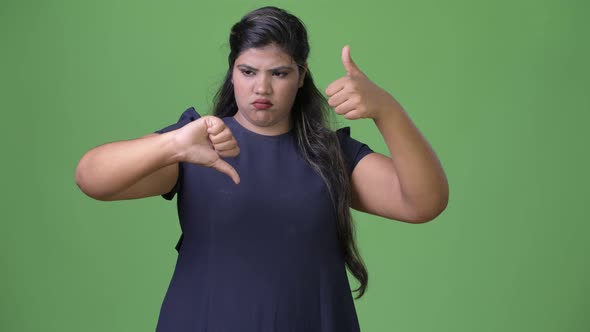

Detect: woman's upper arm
350,152,416,223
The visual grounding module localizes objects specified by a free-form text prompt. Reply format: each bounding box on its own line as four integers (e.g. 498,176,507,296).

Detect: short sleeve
336,127,374,176
154,107,202,200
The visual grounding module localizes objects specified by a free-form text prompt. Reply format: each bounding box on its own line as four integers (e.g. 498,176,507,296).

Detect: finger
342,45,360,76
206,117,226,136
334,99,357,115
209,129,233,144
327,90,351,108
210,159,240,184
213,139,238,152
343,109,362,120
325,77,347,97
217,146,240,158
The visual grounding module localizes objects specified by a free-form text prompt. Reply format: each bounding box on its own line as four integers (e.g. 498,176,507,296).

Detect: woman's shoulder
177,106,202,121
155,107,201,134
334,126,374,174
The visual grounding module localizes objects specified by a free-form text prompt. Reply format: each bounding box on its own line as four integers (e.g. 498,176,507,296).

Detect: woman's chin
237,109,291,135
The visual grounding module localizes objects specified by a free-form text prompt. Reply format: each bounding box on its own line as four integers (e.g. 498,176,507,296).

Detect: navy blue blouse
155,107,373,332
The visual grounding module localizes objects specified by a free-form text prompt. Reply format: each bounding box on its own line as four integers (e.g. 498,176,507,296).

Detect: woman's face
231,44,304,136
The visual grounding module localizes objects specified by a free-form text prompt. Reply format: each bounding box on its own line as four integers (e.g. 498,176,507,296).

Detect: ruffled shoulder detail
156,107,201,135
334,126,374,176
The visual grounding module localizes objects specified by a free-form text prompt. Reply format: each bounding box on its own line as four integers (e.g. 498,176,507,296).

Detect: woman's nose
255,75,272,95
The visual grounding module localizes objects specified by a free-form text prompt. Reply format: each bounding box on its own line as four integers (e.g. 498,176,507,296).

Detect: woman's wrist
158,130,186,164
372,94,405,123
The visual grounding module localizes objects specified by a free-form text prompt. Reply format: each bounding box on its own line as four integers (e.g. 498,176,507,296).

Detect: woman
75,6,448,332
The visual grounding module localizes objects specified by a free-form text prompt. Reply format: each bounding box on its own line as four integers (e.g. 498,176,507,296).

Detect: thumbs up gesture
325,46,397,120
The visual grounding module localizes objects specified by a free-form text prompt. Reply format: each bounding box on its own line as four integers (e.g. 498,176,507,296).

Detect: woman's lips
252,99,273,110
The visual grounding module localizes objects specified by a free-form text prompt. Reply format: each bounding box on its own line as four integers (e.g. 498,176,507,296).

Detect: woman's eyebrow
237,64,295,71
269,66,295,71
236,64,258,72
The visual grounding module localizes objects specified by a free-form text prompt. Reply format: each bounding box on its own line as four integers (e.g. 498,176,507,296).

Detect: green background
2,0,589,331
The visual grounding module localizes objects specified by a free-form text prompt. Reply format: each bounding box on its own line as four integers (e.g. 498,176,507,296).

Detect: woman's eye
241,70,255,76
273,72,288,78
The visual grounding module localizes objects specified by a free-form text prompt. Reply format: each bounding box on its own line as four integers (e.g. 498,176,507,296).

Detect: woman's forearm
74,132,181,200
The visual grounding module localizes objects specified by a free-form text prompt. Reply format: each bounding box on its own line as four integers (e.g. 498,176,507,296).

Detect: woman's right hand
174,116,241,184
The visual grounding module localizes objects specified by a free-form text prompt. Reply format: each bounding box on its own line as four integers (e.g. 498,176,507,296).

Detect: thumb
342,45,360,76
210,159,241,184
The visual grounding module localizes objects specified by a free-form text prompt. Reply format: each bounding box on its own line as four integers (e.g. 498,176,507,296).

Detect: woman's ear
298,64,308,88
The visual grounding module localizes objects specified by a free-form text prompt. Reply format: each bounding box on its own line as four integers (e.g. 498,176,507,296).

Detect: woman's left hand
325,45,398,120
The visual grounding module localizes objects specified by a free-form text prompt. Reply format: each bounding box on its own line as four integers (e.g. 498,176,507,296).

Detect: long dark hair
213,6,368,299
